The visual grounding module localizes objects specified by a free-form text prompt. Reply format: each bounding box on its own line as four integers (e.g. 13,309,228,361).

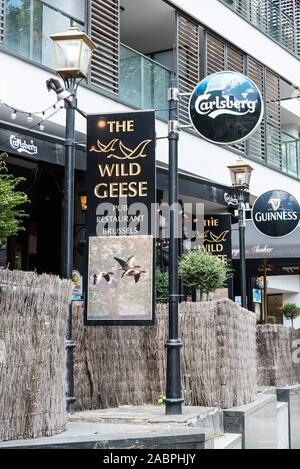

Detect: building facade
0,0,300,326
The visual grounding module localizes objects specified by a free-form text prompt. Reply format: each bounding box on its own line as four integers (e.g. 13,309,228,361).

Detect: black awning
0,125,86,170
232,221,300,259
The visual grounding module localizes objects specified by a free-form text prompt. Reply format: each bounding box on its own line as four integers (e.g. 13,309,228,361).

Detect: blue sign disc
189,71,264,145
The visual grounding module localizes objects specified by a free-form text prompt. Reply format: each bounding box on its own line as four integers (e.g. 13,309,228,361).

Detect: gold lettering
128,120,134,132
204,218,219,228
106,120,135,133
94,183,108,199
98,164,115,178
98,163,142,178
110,183,119,198
128,182,138,198
94,182,148,199
130,163,142,176
139,181,148,197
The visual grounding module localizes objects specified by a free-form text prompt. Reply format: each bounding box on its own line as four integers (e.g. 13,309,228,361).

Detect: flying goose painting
114,257,147,283
93,271,114,285
114,256,140,276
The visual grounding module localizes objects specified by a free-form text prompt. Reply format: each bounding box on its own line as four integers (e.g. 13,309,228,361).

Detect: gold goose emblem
89,139,118,153
89,139,151,160
203,230,230,243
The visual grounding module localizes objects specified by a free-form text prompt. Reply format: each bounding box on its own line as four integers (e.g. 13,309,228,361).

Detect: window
220,0,300,56
4,0,85,68
42,0,85,23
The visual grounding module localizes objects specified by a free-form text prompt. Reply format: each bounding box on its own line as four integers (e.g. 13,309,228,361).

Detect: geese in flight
114,256,140,276
125,269,147,284
114,257,147,283
93,271,114,284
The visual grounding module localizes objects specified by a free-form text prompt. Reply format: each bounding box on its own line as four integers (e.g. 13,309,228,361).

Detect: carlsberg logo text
195,94,258,119
10,135,38,156
255,211,298,223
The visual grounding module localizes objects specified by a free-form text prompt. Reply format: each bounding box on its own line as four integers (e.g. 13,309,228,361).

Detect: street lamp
50,26,95,80
227,157,254,309
50,26,95,413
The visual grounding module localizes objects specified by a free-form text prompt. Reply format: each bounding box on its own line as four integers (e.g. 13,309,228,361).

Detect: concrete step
214,433,242,450
0,423,214,449
70,405,224,436
223,394,278,449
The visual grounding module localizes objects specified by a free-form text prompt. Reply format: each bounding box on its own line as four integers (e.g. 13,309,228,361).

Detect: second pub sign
86,111,156,326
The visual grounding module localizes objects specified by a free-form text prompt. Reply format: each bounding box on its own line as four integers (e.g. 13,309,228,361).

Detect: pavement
0,406,219,449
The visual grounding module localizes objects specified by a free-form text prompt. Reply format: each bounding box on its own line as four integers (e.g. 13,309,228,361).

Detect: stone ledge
69,405,222,431
0,423,214,450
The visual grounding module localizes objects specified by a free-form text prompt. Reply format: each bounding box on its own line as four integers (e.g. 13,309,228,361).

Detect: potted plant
281,303,300,329
178,250,232,301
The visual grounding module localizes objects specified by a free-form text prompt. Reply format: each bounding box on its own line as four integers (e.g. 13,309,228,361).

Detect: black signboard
203,214,232,263
252,190,300,238
189,71,264,145
86,111,156,326
203,214,233,299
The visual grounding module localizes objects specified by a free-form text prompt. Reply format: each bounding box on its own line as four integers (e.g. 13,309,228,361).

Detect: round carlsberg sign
252,190,300,238
189,71,264,145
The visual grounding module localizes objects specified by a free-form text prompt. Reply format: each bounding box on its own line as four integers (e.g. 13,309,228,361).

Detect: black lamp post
49,26,95,413
227,157,254,309
165,79,183,415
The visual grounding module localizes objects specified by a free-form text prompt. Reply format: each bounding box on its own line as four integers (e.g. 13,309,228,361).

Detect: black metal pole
165,79,183,416
63,82,77,414
238,190,247,309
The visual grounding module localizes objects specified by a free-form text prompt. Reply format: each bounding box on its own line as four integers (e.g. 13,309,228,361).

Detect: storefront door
5,159,63,275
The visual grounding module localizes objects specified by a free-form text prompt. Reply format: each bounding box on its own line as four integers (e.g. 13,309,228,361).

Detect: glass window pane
120,46,142,108
5,0,31,58
42,0,85,23
4,1,84,68
41,5,71,68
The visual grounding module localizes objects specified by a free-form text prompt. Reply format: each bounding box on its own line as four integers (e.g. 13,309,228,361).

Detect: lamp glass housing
227,158,254,189
50,27,96,79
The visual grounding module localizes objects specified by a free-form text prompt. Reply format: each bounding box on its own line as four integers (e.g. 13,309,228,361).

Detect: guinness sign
252,190,300,238
189,72,264,145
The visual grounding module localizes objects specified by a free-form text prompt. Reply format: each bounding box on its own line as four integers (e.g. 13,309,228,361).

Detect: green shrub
179,250,232,301
0,155,28,247
155,270,169,304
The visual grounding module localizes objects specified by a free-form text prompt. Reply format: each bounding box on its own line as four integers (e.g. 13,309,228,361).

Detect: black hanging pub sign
85,111,156,326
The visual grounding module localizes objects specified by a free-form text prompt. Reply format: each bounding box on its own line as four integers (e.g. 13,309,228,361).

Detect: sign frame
203,213,233,300
85,110,156,327
188,71,264,146
252,189,300,239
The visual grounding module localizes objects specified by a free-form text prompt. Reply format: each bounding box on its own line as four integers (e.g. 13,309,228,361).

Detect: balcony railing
4,1,84,69
282,131,300,178
120,44,171,121
220,0,300,56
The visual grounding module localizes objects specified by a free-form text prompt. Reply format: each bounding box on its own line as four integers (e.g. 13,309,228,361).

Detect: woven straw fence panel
73,299,257,410
0,270,73,442
257,326,300,387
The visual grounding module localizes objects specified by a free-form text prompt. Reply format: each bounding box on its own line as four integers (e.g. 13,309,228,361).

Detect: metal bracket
178,92,192,97
168,87,180,102
179,124,193,130
169,120,180,134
